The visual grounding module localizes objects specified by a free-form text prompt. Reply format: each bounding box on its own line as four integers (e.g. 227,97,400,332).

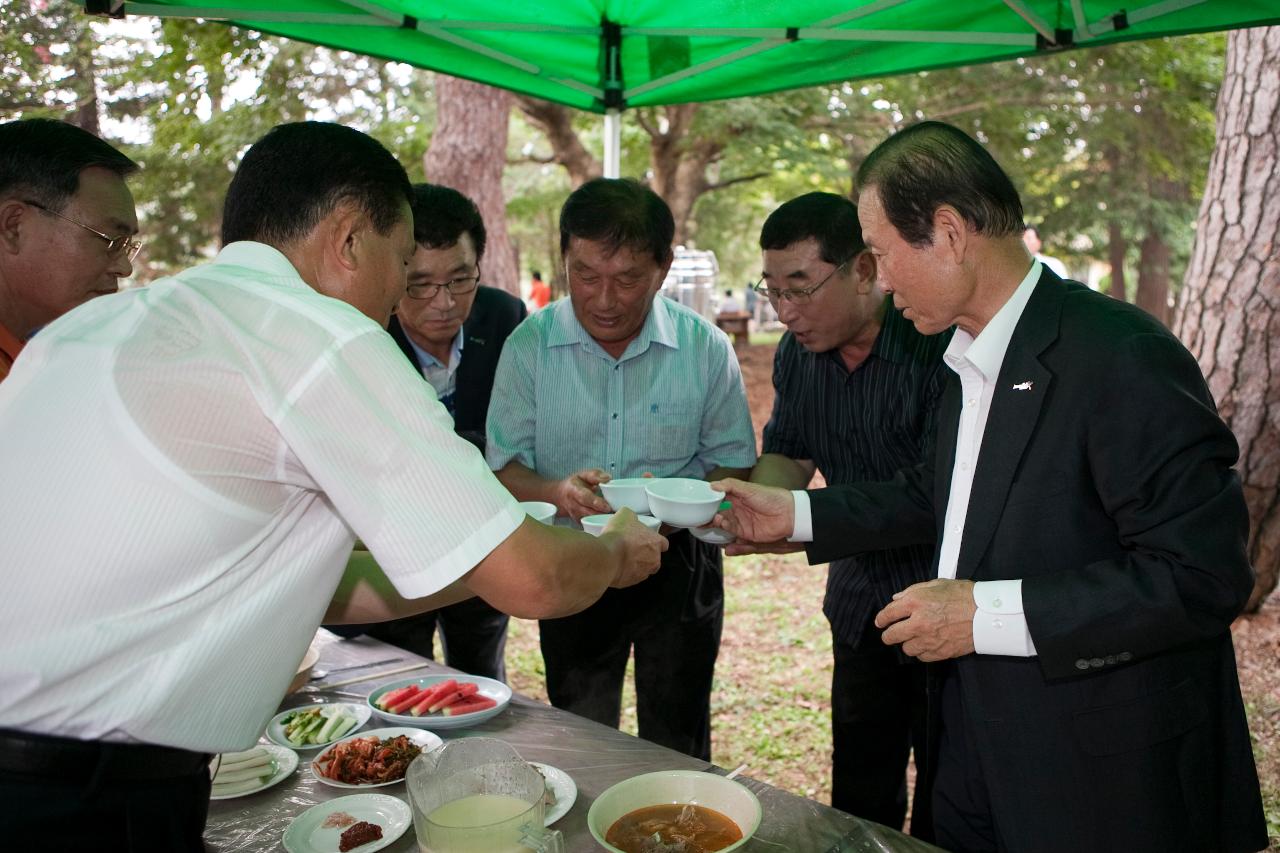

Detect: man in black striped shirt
750,192,951,837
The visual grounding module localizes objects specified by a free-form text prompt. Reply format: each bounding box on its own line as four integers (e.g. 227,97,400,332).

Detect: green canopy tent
83,0,1280,175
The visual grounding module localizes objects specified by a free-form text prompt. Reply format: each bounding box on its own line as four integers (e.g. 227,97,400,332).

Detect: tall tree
1174,26,1280,610
426,76,518,296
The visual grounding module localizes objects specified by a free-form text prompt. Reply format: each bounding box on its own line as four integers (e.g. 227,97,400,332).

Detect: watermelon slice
376,685,416,710
441,696,497,716
408,680,458,717
429,682,480,713
387,685,426,714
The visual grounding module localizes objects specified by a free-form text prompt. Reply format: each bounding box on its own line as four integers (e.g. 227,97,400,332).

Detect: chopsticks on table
304,661,433,690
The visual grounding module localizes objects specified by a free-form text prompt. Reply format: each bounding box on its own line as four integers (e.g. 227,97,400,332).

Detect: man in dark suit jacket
359,183,526,680
713,122,1266,853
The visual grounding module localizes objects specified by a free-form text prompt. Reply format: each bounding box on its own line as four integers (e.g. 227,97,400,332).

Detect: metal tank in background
661,247,718,321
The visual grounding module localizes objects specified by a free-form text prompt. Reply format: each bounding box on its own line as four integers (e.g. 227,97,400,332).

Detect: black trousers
538,534,723,761
339,596,511,681
831,637,933,841
0,734,211,852
932,668,1007,853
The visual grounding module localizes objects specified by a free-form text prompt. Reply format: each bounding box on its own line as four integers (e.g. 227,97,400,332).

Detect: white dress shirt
0,242,523,751
792,263,1044,656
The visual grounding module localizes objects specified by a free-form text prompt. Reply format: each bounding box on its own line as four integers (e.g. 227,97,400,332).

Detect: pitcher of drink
406,737,564,853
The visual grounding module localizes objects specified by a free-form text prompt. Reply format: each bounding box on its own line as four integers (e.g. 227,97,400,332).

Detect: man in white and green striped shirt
487,178,756,760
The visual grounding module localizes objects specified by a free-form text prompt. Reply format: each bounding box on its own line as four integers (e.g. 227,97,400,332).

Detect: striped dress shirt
486,295,757,481
0,242,523,751
763,300,952,647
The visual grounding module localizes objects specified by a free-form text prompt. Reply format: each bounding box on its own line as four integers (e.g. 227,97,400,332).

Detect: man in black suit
360,183,527,680
713,122,1266,853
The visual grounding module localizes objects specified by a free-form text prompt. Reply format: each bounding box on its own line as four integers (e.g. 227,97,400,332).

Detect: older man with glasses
0,118,141,382
335,182,528,682
740,192,951,838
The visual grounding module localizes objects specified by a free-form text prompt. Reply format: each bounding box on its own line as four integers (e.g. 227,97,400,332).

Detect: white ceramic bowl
518,501,557,525
581,513,661,536
600,478,652,514
644,478,724,528
587,769,761,853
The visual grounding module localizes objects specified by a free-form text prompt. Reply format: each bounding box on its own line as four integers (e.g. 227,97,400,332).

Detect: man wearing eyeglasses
486,177,756,760
745,192,950,838
350,182,527,681
0,118,140,382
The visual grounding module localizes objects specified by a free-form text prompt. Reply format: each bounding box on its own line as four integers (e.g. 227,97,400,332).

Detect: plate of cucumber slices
267,702,371,750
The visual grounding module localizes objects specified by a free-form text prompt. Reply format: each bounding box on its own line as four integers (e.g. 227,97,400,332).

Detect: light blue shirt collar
406,326,465,370
545,295,681,361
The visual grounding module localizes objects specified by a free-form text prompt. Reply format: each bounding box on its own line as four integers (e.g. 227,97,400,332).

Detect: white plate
690,525,736,546
281,792,411,853
367,675,512,730
311,727,442,789
531,762,577,826
266,702,372,751
209,743,298,800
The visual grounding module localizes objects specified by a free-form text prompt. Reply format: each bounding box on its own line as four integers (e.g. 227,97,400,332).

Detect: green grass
506,550,834,800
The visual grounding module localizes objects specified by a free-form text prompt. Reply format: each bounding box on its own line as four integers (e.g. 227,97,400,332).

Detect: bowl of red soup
587,770,761,853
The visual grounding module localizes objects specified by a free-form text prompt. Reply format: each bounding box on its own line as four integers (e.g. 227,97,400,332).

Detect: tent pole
604,108,621,178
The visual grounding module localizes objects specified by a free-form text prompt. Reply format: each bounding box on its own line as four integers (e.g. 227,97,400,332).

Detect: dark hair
409,183,486,261
1023,224,1041,238
531,270,542,280
559,178,674,266
0,118,138,212
856,121,1023,247
221,121,412,247
760,192,865,265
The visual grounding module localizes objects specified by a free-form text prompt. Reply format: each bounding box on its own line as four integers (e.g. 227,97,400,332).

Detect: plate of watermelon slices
367,675,512,730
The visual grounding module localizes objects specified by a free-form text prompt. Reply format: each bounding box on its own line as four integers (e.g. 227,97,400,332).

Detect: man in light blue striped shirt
486,178,756,759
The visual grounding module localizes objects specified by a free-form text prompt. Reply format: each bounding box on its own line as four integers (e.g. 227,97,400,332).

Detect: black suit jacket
808,272,1266,852
388,285,527,450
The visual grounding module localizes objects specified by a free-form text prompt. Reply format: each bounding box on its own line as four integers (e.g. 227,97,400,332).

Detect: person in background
487,177,756,760
712,121,1265,853
528,268,551,310
338,183,527,681
1021,224,1067,278
743,279,759,327
718,287,743,314
747,191,949,838
0,118,140,382
0,122,665,852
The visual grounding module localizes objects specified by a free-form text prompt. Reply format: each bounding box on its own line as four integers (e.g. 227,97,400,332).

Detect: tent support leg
604,108,621,178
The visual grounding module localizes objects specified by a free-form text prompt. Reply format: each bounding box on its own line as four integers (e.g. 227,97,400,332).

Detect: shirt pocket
642,403,701,465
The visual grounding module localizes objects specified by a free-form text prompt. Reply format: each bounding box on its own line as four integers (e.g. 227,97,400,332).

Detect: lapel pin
1012,381,1034,391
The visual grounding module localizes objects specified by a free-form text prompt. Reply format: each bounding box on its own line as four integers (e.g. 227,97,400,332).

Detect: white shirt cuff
788,490,813,542
971,579,1038,657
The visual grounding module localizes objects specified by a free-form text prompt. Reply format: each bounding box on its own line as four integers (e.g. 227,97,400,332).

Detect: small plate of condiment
282,792,411,853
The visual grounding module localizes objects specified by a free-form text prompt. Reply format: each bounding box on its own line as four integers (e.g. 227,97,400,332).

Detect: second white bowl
644,478,723,528
581,513,661,536
518,501,557,525
600,477,652,513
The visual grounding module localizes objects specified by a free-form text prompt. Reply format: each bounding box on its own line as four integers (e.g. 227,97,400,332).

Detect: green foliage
0,7,1226,299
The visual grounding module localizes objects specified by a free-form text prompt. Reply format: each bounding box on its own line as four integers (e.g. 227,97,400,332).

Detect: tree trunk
68,16,100,136
1135,228,1170,325
514,96,601,187
1107,220,1128,301
1174,26,1280,611
645,105,715,247
423,76,518,297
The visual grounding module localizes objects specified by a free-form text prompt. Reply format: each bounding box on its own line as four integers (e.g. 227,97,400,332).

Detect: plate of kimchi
310,727,442,789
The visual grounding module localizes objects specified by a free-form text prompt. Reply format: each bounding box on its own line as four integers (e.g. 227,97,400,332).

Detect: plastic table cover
205,629,943,853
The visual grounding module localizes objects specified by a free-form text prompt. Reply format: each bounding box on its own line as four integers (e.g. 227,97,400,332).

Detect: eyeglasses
405,263,481,300
24,199,143,262
752,257,853,306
